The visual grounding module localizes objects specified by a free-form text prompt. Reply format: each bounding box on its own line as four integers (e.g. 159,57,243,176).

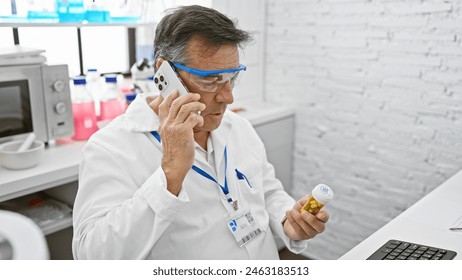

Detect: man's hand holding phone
148,61,206,195
148,90,205,196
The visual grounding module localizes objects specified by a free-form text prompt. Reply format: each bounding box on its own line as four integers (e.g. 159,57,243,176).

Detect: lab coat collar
124,94,160,132
187,112,233,175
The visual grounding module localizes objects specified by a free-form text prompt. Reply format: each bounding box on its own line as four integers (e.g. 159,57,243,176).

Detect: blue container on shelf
27,11,59,22
84,0,110,23
109,16,140,23
85,9,110,23
56,0,85,23
0,15,29,23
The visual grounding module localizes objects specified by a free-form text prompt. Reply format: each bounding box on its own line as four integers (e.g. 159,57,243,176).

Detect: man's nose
215,82,234,104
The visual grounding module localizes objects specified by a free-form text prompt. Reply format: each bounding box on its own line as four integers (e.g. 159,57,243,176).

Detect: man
73,5,329,260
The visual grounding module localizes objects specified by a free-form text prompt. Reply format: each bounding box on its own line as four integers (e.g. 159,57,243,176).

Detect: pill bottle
301,184,334,215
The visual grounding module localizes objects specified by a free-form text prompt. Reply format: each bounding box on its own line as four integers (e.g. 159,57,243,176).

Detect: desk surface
340,169,462,260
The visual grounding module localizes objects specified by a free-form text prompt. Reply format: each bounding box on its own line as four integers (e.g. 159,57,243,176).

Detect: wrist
161,162,187,196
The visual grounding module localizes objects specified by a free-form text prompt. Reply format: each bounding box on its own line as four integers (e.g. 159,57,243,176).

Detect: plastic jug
100,75,125,121
71,76,98,140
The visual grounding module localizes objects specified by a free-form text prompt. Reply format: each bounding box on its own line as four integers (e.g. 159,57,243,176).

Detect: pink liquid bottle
71,76,98,140
100,75,125,121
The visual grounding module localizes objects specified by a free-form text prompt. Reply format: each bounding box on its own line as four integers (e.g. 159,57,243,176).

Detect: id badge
226,208,263,247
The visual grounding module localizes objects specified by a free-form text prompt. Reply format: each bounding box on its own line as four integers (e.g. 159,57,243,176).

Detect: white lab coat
72,94,308,259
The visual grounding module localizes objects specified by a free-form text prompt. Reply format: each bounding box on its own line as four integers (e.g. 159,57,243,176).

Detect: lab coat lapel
193,145,214,175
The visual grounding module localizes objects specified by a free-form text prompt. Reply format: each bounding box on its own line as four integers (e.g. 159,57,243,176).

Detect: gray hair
153,5,252,71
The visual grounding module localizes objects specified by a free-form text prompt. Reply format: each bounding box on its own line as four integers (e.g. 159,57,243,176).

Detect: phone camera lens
154,77,158,84
160,76,164,82
158,84,163,91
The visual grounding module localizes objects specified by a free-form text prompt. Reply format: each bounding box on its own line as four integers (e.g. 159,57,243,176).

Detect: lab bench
0,103,295,259
340,168,462,260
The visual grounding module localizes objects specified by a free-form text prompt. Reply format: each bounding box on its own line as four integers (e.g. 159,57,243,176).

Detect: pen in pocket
235,169,253,188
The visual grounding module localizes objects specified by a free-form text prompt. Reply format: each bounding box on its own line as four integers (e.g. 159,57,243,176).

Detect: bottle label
84,118,94,128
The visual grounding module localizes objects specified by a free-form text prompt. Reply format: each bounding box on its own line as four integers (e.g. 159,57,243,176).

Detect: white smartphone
154,61,189,98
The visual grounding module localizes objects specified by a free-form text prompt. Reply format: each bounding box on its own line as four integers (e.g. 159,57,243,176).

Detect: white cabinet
237,104,295,192
0,104,294,259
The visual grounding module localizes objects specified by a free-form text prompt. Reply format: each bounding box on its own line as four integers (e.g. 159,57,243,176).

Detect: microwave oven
0,64,74,143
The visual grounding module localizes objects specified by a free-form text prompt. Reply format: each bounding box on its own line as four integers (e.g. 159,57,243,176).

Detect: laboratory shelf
41,214,73,236
0,140,86,203
0,21,157,28
0,19,157,75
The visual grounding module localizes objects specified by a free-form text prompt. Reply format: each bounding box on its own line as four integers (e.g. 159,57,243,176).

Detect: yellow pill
301,196,324,214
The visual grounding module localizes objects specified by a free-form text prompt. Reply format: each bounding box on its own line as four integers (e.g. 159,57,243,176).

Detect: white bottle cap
311,184,334,205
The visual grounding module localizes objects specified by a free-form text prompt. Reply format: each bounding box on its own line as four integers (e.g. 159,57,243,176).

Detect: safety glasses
171,62,247,93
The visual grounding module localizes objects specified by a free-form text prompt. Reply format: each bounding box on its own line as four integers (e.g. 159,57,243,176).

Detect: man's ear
155,58,165,70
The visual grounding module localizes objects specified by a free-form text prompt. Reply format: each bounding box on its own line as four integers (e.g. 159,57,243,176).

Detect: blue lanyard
191,147,230,201
150,131,237,209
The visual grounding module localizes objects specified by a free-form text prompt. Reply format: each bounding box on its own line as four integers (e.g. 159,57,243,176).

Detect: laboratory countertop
0,103,294,202
340,169,462,260
230,102,295,126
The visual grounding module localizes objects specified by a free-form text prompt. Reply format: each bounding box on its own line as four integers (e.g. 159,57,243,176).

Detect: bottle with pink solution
71,76,98,140
100,75,125,121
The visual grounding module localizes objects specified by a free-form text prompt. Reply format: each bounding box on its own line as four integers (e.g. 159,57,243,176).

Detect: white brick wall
266,0,462,259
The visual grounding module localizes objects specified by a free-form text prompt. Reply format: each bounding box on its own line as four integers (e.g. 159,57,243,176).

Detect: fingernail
319,214,325,219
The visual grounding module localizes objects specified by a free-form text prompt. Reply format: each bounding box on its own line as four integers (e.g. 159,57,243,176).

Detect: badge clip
231,200,239,211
